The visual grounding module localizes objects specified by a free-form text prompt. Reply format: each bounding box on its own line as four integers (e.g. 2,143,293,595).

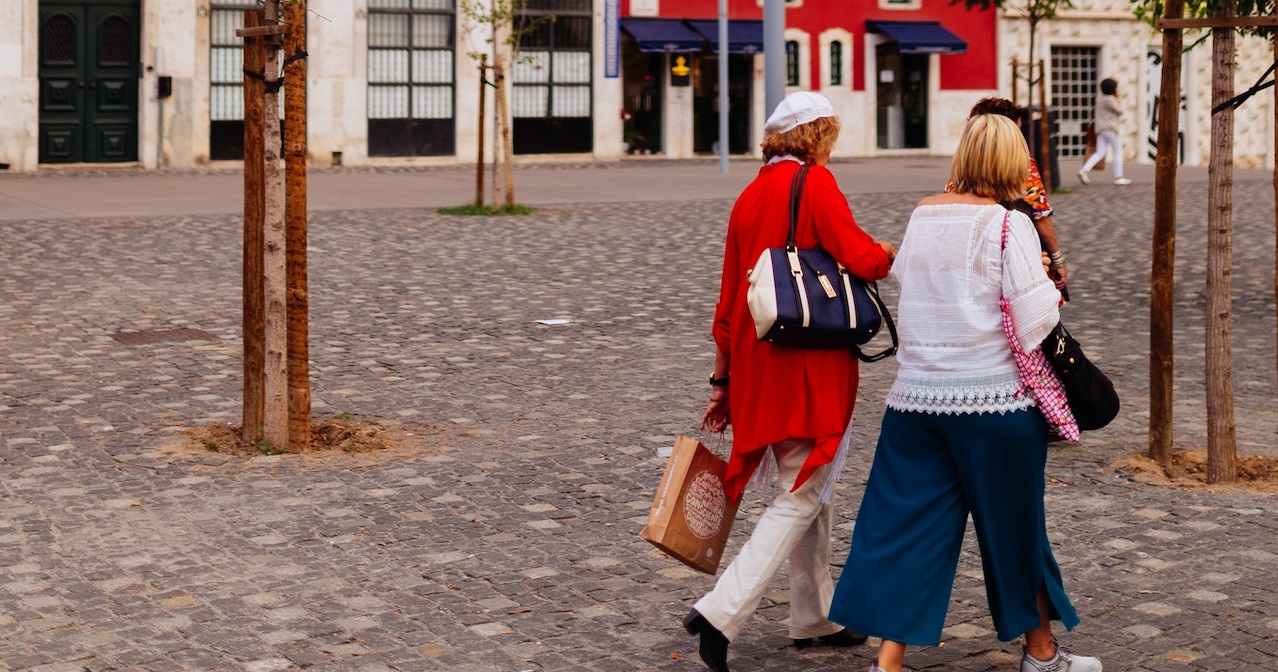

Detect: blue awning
866,20,967,55
620,18,705,53
686,20,764,54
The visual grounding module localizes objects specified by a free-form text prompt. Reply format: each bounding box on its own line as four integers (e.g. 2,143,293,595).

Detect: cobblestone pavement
2,163,1278,672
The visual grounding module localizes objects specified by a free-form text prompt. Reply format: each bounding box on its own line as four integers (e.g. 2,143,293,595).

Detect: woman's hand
878,240,898,263
1048,265,1068,290
701,388,730,433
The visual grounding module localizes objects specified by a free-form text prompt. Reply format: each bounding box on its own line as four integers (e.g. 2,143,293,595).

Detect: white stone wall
999,3,1274,168
0,0,39,171
24,1,1269,169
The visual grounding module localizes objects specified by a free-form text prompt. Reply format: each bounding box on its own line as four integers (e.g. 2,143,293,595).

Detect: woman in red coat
682,91,896,672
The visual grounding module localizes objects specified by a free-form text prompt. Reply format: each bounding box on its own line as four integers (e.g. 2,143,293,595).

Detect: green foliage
457,0,555,63
1132,0,1277,39
255,438,289,455
438,203,537,216
952,0,1074,21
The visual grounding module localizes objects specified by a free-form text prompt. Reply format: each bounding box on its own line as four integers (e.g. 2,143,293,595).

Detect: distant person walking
1077,78,1130,186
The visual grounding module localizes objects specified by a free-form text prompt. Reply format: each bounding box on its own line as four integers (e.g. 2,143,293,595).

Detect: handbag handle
788,162,899,362
786,163,811,250
854,281,899,363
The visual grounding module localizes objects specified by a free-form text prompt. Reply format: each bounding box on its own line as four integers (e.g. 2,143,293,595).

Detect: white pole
763,0,785,116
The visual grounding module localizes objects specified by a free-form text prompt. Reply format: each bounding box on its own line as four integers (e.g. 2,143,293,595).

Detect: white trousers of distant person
1082,130,1124,178
693,438,844,642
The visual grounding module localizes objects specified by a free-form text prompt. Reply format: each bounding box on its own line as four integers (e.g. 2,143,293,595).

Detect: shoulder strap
787,164,811,250
999,209,1010,251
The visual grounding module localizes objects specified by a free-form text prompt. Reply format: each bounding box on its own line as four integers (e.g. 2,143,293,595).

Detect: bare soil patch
175,416,440,458
1113,449,1278,493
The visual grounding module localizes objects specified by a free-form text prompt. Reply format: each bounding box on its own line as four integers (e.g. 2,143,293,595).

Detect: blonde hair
948,114,1029,202
761,116,841,164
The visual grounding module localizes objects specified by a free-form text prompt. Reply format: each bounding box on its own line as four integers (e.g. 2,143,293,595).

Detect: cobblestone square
2,160,1277,670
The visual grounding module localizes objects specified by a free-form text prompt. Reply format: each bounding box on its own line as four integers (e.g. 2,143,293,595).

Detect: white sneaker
1114,177,1132,185
1020,643,1103,672
1076,169,1090,185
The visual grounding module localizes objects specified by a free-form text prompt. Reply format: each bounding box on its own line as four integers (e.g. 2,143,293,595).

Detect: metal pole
718,0,728,174
763,0,785,116
476,54,487,206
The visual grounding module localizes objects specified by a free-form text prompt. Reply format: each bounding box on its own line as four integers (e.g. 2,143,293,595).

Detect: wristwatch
709,374,730,387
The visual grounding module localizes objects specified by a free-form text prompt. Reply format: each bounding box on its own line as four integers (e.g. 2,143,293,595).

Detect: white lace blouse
885,203,1061,415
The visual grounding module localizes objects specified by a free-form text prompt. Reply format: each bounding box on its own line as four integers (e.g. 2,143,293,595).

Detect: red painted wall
621,0,996,91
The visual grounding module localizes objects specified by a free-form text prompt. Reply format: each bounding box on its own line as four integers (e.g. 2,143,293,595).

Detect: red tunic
714,161,892,504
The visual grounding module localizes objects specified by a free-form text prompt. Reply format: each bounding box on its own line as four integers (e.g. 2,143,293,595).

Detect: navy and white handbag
745,164,897,361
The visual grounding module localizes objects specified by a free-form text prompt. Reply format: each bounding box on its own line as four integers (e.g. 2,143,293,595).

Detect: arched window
829,41,843,86
785,40,800,86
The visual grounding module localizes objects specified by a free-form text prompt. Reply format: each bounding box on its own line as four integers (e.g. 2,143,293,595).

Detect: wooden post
262,0,289,451
1274,35,1277,393
476,53,487,207
242,9,266,445
1205,0,1237,483
1149,0,1184,468
1012,57,1019,104
284,0,310,451
1037,60,1052,192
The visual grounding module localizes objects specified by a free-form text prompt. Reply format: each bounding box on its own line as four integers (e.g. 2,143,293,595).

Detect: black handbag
1040,323,1119,430
745,164,898,362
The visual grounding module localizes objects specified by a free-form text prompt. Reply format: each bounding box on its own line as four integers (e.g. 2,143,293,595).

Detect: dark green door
39,0,141,163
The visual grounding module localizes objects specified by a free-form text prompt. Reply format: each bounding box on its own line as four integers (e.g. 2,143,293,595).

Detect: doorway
875,45,928,150
693,54,752,154
622,46,664,154
38,0,141,163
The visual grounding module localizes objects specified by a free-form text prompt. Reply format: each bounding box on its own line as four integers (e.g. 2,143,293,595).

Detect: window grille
512,0,593,153
209,4,258,124
1050,46,1099,158
367,0,456,156
829,41,843,86
513,2,592,120
785,41,799,86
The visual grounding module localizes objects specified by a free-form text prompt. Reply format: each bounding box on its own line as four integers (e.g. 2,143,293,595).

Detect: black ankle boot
682,609,730,672
794,628,869,649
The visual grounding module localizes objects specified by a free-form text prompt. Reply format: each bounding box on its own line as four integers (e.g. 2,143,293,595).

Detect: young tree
459,0,551,209
1134,0,1276,482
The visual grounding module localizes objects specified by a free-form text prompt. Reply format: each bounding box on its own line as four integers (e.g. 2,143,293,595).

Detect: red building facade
617,0,998,158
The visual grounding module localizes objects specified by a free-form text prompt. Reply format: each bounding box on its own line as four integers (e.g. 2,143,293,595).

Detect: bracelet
1048,249,1067,270
709,374,730,387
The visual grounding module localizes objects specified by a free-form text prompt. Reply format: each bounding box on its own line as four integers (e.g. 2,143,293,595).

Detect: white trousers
1082,130,1124,178
693,439,843,642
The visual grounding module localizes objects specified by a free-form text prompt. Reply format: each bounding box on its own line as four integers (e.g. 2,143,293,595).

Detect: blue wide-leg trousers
828,408,1079,645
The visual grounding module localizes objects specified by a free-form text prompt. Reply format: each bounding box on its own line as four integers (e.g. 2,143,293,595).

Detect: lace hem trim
886,379,1034,415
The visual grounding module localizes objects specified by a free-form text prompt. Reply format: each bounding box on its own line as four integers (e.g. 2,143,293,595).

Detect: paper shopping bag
639,436,739,574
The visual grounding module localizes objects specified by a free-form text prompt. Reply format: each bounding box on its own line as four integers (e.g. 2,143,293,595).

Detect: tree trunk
241,10,266,445
1205,0,1237,484
1036,59,1051,192
494,54,515,208
284,0,310,451
1149,0,1184,468
262,0,289,451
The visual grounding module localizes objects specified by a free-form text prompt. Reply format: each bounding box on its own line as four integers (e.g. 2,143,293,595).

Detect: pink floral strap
1000,212,1079,442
